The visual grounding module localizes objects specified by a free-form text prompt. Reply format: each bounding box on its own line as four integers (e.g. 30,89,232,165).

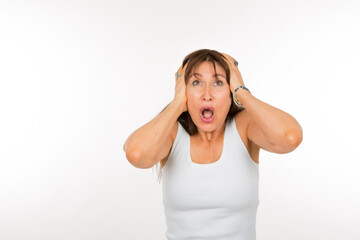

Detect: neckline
188,120,229,167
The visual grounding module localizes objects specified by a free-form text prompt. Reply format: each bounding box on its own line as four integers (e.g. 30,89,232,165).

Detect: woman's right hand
174,61,188,113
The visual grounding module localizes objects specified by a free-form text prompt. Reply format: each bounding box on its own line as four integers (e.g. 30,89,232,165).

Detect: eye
192,79,200,86
214,80,224,86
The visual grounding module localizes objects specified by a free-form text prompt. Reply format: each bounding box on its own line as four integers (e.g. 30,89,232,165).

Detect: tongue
203,109,213,119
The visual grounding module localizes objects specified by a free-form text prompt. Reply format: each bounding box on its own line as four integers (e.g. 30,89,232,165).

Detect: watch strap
232,85,250,108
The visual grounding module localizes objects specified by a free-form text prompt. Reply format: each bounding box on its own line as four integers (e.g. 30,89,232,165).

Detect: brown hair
153,49,244,183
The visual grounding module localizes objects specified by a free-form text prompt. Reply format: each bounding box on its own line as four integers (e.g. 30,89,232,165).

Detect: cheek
185,90,195,105
186,89,199,101
218,91,232,101
218,95,232,110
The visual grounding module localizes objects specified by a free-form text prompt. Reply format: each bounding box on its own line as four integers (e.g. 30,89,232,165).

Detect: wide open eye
214,80,223,86
192,80,200,86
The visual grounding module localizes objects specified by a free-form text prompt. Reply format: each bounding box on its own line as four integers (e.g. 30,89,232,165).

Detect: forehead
189,61,226,78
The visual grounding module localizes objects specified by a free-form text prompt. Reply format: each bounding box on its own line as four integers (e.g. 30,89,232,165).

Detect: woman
124,49,303,239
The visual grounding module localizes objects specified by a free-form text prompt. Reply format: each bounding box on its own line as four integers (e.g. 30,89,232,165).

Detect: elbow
125,149,153,169
286,128,303,151
123,139,147,168
125,149,140,166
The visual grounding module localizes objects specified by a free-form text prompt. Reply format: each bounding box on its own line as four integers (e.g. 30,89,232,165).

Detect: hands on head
174,60,189,113
173,52,245,113
220,53,245,93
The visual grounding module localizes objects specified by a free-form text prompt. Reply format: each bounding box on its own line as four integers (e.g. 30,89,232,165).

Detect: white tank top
161,116,259,240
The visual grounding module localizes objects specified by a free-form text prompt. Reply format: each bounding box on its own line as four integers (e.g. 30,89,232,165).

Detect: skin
173,52,302,165
220,52,245,93
186,61,232,143
123,52,302,168
176,54,256,164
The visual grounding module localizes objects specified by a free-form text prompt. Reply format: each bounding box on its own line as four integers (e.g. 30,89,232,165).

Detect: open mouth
200,107,215,122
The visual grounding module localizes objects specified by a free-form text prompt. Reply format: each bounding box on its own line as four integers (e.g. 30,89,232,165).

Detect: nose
202,85,213,101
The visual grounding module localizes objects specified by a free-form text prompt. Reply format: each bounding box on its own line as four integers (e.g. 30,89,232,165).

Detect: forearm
124,98,184,163
237,89,303,145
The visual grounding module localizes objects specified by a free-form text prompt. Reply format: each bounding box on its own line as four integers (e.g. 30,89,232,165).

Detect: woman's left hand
221,52,245,93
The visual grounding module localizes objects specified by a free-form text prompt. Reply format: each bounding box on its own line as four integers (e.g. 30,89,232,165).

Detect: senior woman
123,49,303,239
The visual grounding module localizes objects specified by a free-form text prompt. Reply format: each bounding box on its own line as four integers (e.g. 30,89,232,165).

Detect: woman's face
186,61,232,132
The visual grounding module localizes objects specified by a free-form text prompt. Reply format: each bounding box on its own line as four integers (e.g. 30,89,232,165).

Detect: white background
1,0,359,239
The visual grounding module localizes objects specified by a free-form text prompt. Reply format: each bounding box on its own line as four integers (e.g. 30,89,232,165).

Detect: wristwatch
232,85,250,108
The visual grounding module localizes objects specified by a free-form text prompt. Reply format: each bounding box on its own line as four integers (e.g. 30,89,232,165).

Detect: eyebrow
191,72,226,78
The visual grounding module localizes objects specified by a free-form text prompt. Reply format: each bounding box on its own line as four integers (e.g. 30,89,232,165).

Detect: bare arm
123,98,185,168
221,52,303,153
239,90,303,153
124,60,188,168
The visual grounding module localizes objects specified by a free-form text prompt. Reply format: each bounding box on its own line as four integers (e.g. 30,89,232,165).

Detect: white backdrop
1,0,359,239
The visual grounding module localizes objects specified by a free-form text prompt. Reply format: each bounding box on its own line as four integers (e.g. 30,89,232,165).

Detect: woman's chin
195,117,217,131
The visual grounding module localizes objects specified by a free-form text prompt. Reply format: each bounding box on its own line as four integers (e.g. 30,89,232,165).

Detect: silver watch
232,85,250,109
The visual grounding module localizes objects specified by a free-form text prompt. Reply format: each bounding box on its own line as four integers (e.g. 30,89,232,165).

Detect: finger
221,54,234,67
177,65,182,72
234,59,238,67
221,52,231,61
182,60,189,71
225,54,238,67
222,53,236,64
175,72,181,80
177,60,188,73
220,52,227,59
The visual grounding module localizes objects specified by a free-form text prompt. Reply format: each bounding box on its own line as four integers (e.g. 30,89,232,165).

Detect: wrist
172,97,187,113
235,87,251,102
233,85,251,108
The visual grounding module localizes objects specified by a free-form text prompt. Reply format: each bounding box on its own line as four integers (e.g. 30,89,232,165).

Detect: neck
196,122,226,143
